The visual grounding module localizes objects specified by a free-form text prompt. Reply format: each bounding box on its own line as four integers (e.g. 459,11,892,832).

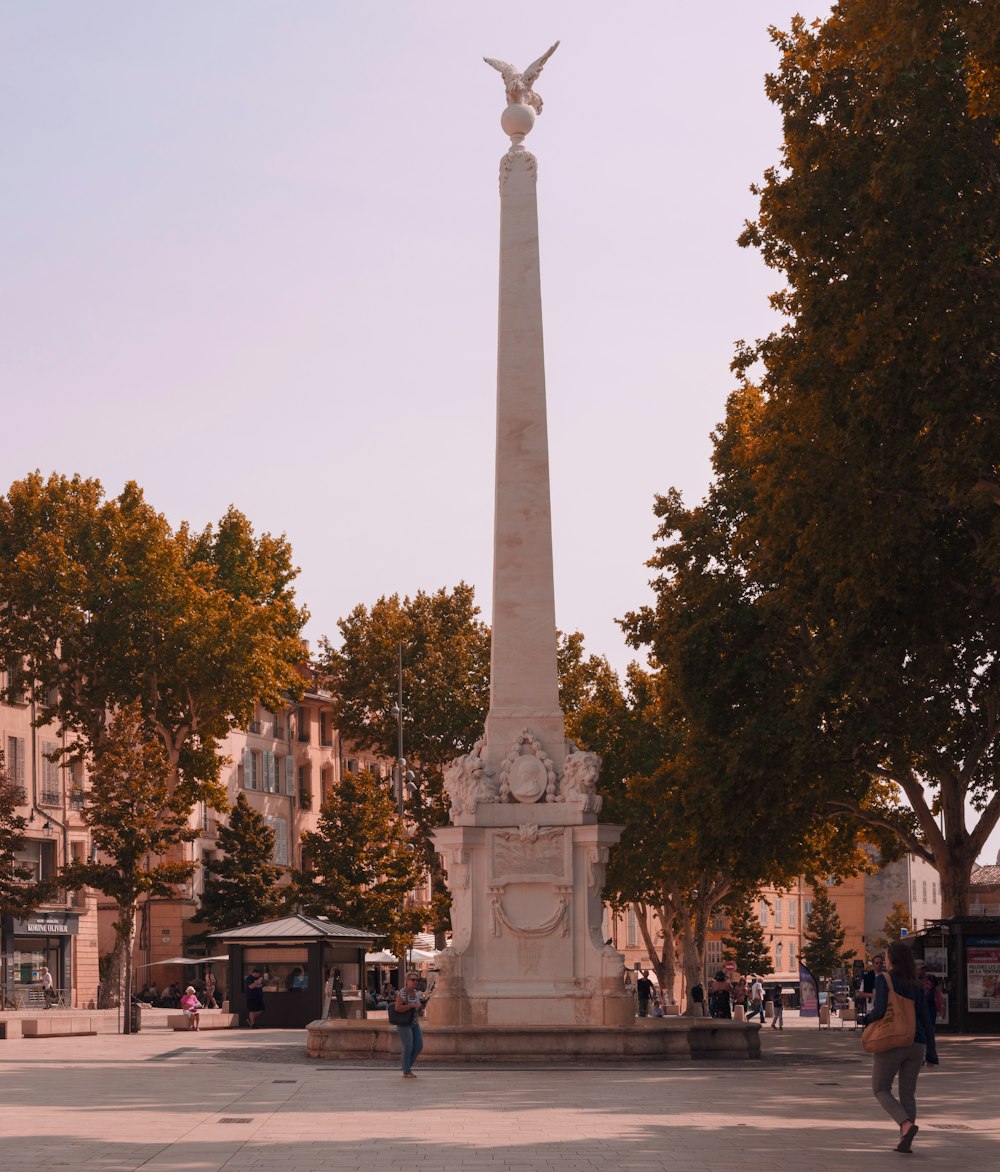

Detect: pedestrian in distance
922,972,944,1026
394,971,424,1078
858,954,885,1024
868,939,938,1153
39,965,57,1008
636,970,654,1017
769,982,784,1030
244,967,265,1028
203,968,219,1009
746,975,765,1022
710,971,732,1019
690,980,705,1017
180,985,201,1031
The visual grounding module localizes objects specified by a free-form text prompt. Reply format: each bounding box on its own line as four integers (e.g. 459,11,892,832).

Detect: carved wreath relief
443,730,603,821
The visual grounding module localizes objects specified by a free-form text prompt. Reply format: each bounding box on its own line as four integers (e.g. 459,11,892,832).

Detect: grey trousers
872,1042,925,1125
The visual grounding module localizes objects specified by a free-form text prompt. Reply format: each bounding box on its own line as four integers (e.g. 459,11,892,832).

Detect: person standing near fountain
393,972,425,1078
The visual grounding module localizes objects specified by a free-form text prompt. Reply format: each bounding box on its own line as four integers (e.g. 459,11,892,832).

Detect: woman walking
394,972,424,1079
868,940,938,1152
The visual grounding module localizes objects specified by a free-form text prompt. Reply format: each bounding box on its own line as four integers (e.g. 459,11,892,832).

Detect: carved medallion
507,753,548,802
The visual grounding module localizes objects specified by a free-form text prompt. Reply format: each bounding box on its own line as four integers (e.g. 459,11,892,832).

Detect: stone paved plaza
0,1015,997,1171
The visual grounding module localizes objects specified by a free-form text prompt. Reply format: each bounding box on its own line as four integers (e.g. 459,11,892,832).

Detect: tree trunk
100,934,126,1010
938,849,976,919
119,905,138,1034
636,900,677,1003
679,925,706,1015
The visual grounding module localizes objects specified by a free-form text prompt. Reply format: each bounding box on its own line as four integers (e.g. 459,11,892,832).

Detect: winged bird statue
484,41,560,114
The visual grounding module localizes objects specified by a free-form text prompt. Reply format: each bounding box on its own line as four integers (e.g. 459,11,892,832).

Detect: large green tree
58,702,198,1027
318,584,490,935
191,793,283,934
615,477,897,1006
723,1,1000,916
722,892,773,978
868,900,913,955
801,885,856,982
292,769,425,961
0,473,308,800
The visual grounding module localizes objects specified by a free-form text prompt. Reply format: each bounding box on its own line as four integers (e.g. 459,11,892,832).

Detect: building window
789,940,796,969
789,902,796,928
261,750,277,793
243,748,260,790
248,718,262,736
774,899,782,928
803,900,812,920
759,899,768,927
40,740,62,805
912,879,917,902
775,941,784,971
4,658,28,702
922,879,927,902
345,758,359,775
627,906,638,948
932,881,937,904
320,712,333,747
272,715,285,740
297,708,310,743
706,940,722,970
265,815,289,866
14,839,57,882
6,735,27,795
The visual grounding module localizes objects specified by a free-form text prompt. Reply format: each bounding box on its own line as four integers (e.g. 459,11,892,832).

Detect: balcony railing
40,789,62,806
248,720,262,735
69,789,85,810
273,722,286,740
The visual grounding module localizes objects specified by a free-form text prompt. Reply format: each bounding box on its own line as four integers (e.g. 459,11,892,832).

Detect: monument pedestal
430,815,631,1029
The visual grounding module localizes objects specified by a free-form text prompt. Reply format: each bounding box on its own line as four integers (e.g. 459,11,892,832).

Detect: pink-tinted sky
5,2,994,866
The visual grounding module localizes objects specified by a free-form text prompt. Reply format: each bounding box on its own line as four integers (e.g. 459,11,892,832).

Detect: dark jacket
869,972,938,1063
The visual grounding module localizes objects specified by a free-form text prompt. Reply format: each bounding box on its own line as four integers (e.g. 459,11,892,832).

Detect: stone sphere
501,102,535,139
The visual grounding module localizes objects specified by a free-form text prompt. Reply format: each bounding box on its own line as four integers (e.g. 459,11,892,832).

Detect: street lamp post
390,641,415,818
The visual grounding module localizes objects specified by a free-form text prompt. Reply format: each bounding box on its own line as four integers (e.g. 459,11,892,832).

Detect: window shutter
242,748,254,790
284,755,295,796
11,737,25,786
263,750,274,792
42,741,60,786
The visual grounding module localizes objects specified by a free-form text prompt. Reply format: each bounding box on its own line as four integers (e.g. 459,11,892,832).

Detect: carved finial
483,41,560,114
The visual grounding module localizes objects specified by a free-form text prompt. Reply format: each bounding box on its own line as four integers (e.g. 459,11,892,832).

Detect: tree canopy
58,701,199,1020
0,757,40,921
0,472,308,806
293,768,425,960
318,583,491,935
631,1,998,918
801,885,856,980
191,793,283,934
726,0,1000,915
722,892,773,978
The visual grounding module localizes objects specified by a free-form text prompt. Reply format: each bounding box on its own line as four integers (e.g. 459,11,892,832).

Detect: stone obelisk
431,46,630,1031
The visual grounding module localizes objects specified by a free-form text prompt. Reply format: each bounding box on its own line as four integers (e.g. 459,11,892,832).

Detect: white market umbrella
365,950,398,965
150,955,229,966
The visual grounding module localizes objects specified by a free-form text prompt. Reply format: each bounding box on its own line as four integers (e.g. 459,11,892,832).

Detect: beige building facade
3,664,398,1007
2,675,100,1009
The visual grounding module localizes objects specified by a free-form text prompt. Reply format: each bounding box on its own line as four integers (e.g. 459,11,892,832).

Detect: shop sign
966,936,1000,1013
12,914,79,936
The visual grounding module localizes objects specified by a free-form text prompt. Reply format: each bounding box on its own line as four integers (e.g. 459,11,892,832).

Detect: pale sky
4,2,996,866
